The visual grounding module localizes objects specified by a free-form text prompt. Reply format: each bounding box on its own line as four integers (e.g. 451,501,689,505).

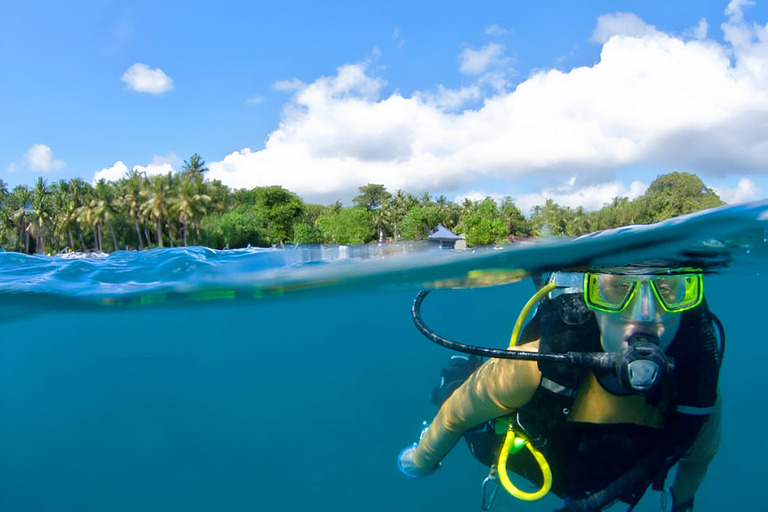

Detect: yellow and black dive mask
584,272,703,314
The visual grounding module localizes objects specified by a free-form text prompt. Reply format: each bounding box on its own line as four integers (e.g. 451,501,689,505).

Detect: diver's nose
630,282,656,321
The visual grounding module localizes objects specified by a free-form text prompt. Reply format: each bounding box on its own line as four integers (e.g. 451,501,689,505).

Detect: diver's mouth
624,325,662,344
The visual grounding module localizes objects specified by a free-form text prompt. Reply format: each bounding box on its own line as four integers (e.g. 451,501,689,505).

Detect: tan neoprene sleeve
412,343,542,470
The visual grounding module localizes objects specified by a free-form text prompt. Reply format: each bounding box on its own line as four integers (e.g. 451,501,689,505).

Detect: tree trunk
108,222,117,252
183,220,188,246
156,218,164,247
18,218,24,252
134,219,143,250
67,227,74,250
144,223,153,249
77,225,86,252
36,219,44,254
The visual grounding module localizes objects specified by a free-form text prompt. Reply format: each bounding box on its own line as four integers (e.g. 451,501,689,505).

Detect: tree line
0,154,725,253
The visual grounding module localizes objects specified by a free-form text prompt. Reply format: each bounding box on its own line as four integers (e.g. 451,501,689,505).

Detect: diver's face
593,276,682,353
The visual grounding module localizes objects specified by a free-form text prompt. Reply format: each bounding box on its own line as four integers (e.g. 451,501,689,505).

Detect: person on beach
398,268,722,512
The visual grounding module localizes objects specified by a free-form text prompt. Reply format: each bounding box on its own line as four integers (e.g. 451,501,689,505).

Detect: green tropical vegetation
0,157,726,253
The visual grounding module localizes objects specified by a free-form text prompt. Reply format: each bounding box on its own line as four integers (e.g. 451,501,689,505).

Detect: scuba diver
397,268,723,512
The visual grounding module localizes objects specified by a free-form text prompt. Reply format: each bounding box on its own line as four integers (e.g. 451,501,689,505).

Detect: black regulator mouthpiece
595,333,675,399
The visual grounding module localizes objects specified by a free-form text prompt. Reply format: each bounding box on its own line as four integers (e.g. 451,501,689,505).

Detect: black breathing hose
412,290,615,372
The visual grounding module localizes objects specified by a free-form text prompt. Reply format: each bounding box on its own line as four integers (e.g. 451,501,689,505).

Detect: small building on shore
429,224,464,249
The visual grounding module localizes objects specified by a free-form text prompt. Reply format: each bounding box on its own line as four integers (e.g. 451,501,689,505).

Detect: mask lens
585,274,636,312
654,276,684,304
652,274,702,312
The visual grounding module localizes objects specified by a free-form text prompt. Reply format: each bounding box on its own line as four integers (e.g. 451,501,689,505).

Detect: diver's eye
655,277,684,303
599,277,633,304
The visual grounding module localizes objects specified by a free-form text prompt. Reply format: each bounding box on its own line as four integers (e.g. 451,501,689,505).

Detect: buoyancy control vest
436,291,723,509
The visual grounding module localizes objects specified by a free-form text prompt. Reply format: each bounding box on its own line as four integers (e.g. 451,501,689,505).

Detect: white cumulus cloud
93,161,130,183
121,63,174,94
206,3,768,205
150,151,182,168
92,154,180,184
273,78,305,91
392,26,404,49
23,144,65,171
485,24,509,36
458,42,509,74
591,12,659,43
715,178,762,203
685,18,710,40
454,191,507,205
132,162,176,177
514,179,647,214
413,84,481,110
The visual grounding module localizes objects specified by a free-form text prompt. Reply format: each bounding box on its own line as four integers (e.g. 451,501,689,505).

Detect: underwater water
0,202,766,512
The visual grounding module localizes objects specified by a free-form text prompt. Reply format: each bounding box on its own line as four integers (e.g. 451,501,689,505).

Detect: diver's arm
667,389,722,509
411,342,542,471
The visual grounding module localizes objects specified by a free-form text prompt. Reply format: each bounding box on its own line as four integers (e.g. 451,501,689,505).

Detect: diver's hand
397,445,437,478
662,488,694,512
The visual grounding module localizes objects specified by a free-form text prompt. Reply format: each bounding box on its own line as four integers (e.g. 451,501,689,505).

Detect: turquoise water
0,202,766,512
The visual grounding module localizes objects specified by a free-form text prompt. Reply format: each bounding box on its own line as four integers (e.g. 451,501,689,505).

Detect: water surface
0,202,766,511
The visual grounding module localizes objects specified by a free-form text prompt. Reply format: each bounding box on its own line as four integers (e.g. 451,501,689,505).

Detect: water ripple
0,200,766,309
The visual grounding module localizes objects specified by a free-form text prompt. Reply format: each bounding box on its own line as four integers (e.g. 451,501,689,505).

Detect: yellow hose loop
496,279,557,501
497,428,553,501
509,281,557,348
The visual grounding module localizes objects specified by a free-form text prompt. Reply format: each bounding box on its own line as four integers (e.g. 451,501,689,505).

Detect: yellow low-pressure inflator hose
495,280,557,501
509,282,557,348
498,426,553,501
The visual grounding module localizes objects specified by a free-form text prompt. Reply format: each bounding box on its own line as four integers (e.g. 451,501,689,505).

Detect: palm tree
190,175,212,244
118,170,145,250
0,179,8,203
56,180,78,251
32,177,50,254
138,177,153,249
165,173,180,247
181,154,208,177
172,175,211,246
76,199,100,250
461,198,475,218
47,181,67,253
385,190,418,241
11,185,33,253
140,174,172,247
69,178,90,251
434,195,458,230
94,179,118,251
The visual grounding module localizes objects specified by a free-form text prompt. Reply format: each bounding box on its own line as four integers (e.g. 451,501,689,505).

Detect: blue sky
2,1,768,212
